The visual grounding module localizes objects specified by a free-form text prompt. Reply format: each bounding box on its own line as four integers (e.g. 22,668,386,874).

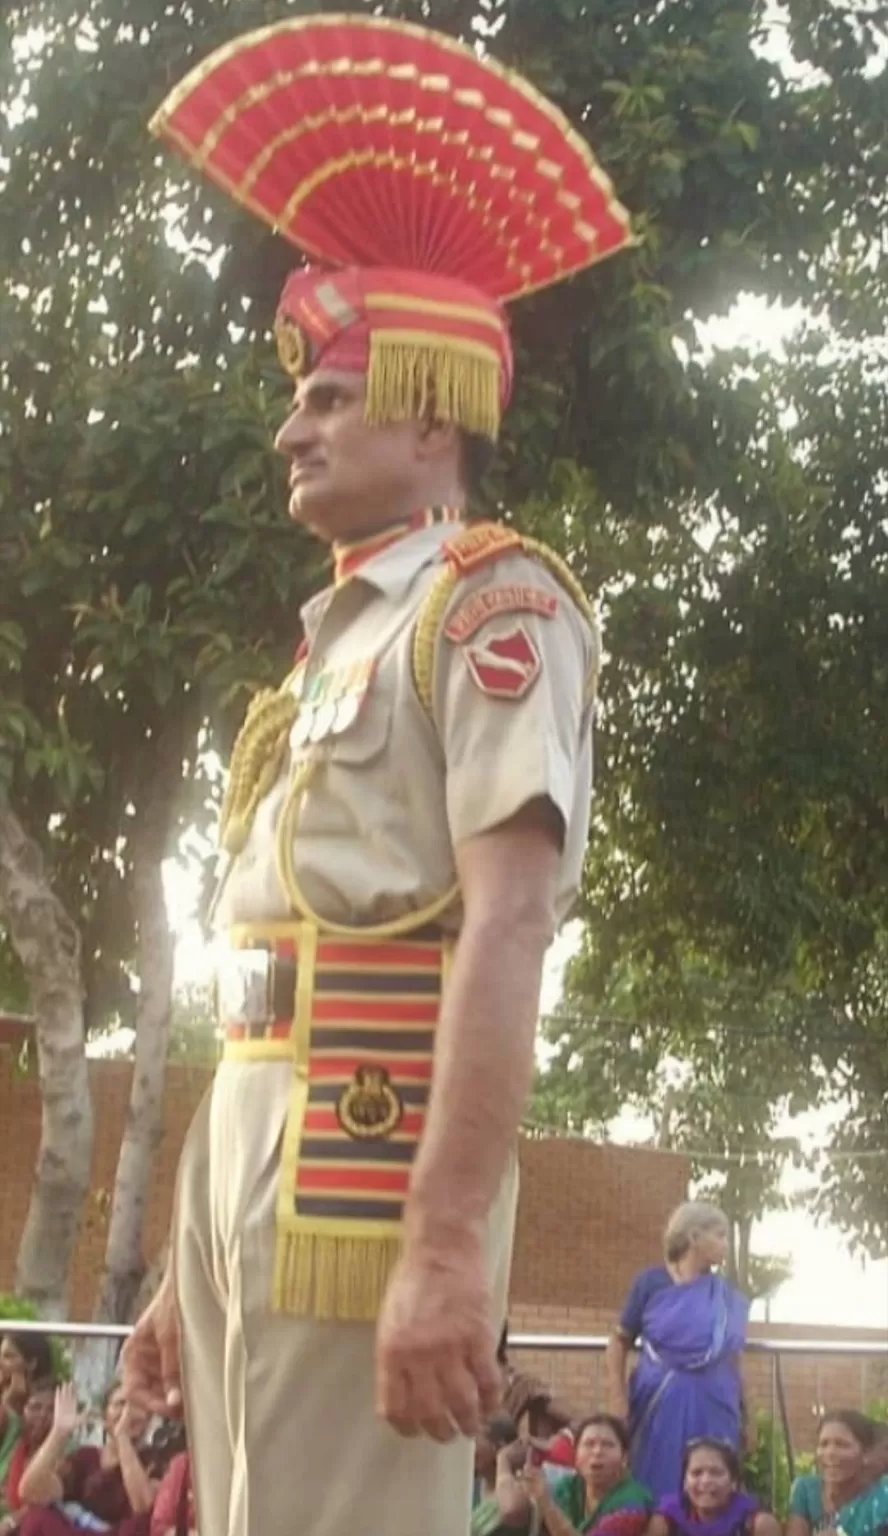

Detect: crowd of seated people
473,1199,887,1536
0,1338,194,1536
472,1408,888,1536
3,1191,886,1536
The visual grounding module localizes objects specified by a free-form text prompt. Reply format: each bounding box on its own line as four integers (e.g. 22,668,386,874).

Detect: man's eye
305,387,340,412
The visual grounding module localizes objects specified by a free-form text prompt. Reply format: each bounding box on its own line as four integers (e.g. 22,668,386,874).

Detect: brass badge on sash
337,1065,403,1140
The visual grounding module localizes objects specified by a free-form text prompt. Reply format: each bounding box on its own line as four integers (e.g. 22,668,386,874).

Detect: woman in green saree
512,1415,653,1536
787,1412,888,1536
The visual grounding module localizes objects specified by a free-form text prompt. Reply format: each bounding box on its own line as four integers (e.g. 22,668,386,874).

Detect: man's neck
332,505,463,584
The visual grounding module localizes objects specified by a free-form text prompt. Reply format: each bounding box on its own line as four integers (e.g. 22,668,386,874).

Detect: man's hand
375,1227,500,1442
120,1267,182,1418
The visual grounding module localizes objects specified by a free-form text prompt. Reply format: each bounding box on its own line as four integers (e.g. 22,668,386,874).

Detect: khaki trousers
174,1062,517,1536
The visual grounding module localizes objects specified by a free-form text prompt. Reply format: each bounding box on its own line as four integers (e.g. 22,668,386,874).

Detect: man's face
275,369,429,542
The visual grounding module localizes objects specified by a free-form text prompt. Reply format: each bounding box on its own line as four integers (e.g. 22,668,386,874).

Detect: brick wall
512,1137,689,1311
0,1052,209,1317
0,1054,686,1320
744,1323,888,1452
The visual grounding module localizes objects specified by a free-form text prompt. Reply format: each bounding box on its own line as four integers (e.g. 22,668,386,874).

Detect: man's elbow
458,796,563,940
463,896,556,957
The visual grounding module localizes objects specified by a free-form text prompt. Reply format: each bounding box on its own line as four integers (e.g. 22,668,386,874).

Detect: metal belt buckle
218,947,272,1030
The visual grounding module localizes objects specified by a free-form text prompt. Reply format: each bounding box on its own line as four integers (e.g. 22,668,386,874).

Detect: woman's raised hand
52,1382,82,1440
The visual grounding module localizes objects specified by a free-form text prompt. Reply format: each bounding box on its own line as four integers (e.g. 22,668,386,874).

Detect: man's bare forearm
405,910,551,1244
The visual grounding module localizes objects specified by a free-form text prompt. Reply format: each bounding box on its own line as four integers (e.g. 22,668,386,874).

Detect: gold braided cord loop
518,535,596,628
274,762,460,937
412,563,461,717
219,686,299,856
214,658,458,935
412,530,601,716
518,534,601,704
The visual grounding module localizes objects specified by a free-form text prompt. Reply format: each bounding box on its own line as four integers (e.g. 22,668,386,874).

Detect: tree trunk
0,805,92,1316
656,1086,676,1148
724,1216,739,1285
93,737,179,1326
736,1214,752,1293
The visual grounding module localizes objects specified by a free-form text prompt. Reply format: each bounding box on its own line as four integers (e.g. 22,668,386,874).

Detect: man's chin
288,480,332,534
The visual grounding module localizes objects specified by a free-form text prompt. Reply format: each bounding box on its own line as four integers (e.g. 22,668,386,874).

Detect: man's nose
274,404,315,457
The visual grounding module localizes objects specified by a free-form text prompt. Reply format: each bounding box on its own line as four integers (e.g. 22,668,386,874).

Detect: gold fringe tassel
366,331,501,440
273,1230,403,1321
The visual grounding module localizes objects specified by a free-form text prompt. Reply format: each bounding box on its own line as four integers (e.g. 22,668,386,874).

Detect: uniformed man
122,14,631,1536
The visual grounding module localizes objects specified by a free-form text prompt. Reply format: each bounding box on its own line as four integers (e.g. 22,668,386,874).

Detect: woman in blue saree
605,1201,749,1501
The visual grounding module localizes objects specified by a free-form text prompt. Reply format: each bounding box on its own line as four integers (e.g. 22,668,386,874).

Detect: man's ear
415,417,459,463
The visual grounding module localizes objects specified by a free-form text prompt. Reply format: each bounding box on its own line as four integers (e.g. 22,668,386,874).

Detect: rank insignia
443,522,522,576
463,625,541,699
337,1065,403,1140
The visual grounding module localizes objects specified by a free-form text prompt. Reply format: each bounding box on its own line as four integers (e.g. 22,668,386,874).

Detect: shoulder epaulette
441,521,523,575
413,521,600,717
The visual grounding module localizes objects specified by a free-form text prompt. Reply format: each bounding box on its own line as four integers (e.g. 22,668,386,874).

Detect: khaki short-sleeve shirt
216,521,598,932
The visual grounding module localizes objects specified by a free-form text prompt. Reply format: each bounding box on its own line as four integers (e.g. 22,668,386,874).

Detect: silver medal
289,710,313,752
309,700,339,742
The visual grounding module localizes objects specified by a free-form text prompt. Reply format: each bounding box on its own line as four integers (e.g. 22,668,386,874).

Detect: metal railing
506,1332,888,1491
11,1319,886,1354
6,1320,888,1497
6,1320,131,1340
509,1332,888,1356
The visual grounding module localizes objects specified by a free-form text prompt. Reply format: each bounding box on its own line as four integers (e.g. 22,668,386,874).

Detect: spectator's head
574,1414,630,1493
474,1411,519,1484
664,1202,730,1272
865,1420,888,1479
102,1383,149,1444
0,1332,53,1389
21,1378,56,1450
817,1411,878,1488
682,1438,742,1515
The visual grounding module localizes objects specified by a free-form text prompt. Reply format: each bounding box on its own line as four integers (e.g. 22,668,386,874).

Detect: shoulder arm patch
414,523,599,720
463,625,542,700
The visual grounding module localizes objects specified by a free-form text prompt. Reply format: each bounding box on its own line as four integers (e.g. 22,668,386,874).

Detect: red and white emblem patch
463,625,541,700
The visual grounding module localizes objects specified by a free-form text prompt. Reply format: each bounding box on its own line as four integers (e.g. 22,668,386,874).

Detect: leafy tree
532,948,810,1291
1,0,321,1312
566,313,888,1258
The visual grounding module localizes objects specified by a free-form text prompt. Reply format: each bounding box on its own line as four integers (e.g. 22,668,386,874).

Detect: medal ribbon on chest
289,657,377,751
